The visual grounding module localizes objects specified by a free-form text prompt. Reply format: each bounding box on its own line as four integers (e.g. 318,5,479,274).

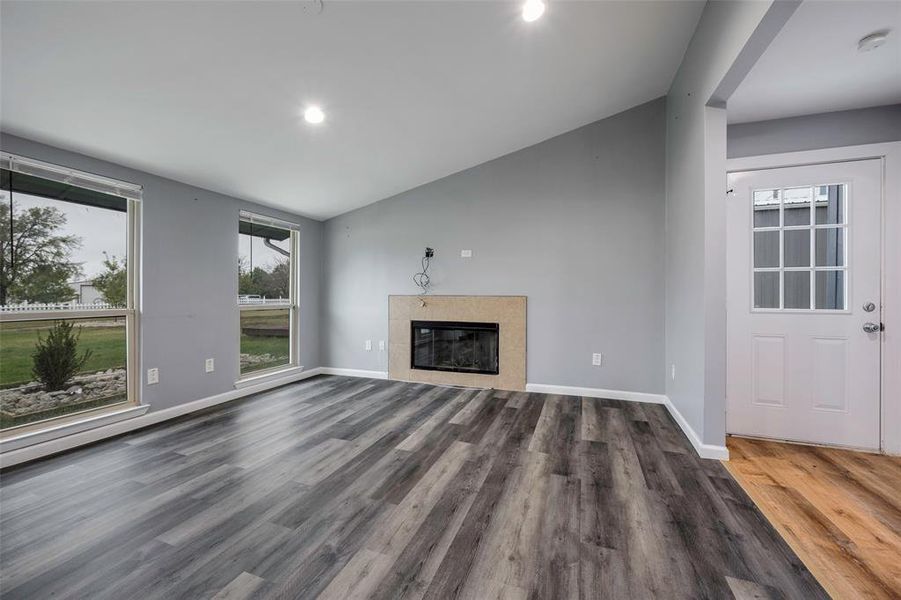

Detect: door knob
863,322,882,333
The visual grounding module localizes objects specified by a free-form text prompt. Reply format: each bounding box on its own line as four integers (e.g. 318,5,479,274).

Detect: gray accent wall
728,104,901,158
0,133,322,412
322,98,667,394
664,0,794,448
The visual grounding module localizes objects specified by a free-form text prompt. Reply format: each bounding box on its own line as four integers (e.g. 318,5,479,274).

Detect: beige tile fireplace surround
388,295,526,391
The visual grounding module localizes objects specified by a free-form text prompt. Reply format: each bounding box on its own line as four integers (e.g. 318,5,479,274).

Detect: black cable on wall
413,247,434,294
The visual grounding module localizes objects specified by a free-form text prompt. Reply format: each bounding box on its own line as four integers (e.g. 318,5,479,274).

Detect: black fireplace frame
410,320,500,375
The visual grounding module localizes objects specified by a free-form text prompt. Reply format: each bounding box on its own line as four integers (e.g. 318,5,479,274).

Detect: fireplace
411,320,499,375
389,296,524,390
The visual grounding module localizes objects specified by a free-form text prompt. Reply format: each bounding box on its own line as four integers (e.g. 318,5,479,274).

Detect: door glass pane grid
751,184,847,311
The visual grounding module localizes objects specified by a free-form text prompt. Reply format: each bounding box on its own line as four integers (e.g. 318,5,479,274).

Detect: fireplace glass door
411,321,499,375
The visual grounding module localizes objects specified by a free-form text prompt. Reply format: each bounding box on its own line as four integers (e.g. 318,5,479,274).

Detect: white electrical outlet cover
365,340,372,351
460,249,472,258
205,358,215,373
378,340,385,351
147,368,159,385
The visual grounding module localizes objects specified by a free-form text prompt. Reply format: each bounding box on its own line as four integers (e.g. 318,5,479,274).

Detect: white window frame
237,211,300,381
0,152,142,433
750,181,850,313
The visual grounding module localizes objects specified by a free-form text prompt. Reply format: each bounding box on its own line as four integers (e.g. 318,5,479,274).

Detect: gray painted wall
728,104,901,158
322,98,667,394
665,0,786,447
0,133,322,412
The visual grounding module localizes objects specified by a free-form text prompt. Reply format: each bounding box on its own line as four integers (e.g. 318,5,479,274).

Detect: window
0,153,140,431
752,183,847,311
238,212,298,378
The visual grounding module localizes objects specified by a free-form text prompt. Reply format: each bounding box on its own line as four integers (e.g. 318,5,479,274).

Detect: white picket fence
0,302,122,313
1,298,290,313
238,297,291,306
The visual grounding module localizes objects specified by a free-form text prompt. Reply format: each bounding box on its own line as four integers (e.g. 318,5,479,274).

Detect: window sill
0,403,150,454
234,365,306,389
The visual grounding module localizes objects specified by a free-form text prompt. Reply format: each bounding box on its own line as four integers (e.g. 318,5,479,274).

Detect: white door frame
727,142,901,455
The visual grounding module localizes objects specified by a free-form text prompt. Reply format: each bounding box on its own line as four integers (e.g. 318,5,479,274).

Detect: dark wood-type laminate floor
0,376,826,599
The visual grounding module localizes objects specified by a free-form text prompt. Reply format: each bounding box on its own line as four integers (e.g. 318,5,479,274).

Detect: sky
5,191,126,280
239,232,289,272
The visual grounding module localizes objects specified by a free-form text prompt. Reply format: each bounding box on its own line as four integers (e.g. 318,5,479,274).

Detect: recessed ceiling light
858,30,889,52
522,0,545,22
304,106,325,124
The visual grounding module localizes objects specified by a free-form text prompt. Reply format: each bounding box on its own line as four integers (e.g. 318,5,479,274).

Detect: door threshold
726,433,883,455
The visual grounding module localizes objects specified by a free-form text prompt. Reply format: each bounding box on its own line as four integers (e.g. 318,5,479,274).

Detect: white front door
726,160,882,450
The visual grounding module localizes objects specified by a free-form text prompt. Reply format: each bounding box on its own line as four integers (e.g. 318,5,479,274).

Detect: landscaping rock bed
240,353,289,369
0,369,127,418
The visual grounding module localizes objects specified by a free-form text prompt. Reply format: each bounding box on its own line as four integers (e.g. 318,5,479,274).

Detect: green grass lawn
240,309,290,374
0,312,293,429
0,318,129,429
240,335,290,374
0,318,128,388
0,313,291,384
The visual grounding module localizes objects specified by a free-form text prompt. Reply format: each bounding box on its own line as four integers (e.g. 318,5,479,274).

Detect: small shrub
31,321,92,391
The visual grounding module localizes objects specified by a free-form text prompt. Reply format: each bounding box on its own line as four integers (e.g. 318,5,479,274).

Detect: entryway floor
724,436,901,599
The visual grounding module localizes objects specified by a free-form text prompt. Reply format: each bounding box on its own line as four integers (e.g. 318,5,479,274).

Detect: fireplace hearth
411,320,499,375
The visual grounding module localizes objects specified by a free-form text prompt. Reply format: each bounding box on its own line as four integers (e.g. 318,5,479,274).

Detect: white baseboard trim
662,397,730,461
525,383,667,404
319,367,389,380
0,367,324,469
2,368,730,467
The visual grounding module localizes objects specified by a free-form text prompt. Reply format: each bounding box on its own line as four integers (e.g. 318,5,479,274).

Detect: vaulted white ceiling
729,0,901,124
1,1,704,220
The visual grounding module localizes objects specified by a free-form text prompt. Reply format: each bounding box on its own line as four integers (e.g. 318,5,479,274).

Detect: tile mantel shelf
388,295,526,391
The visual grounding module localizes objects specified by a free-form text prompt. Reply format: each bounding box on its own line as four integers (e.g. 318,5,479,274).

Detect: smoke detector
300,0,323,16
858,30,889,52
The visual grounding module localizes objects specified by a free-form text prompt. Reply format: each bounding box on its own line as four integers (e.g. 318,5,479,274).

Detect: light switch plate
147,368,159,385
592,353,603,366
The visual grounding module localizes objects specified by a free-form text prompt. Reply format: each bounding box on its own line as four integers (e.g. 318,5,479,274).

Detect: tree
266,261,290,298
93,254,127,306
238,258,289,299
238,257,256,295
32,320,93,391
9,263,79,304
0,201,82,305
